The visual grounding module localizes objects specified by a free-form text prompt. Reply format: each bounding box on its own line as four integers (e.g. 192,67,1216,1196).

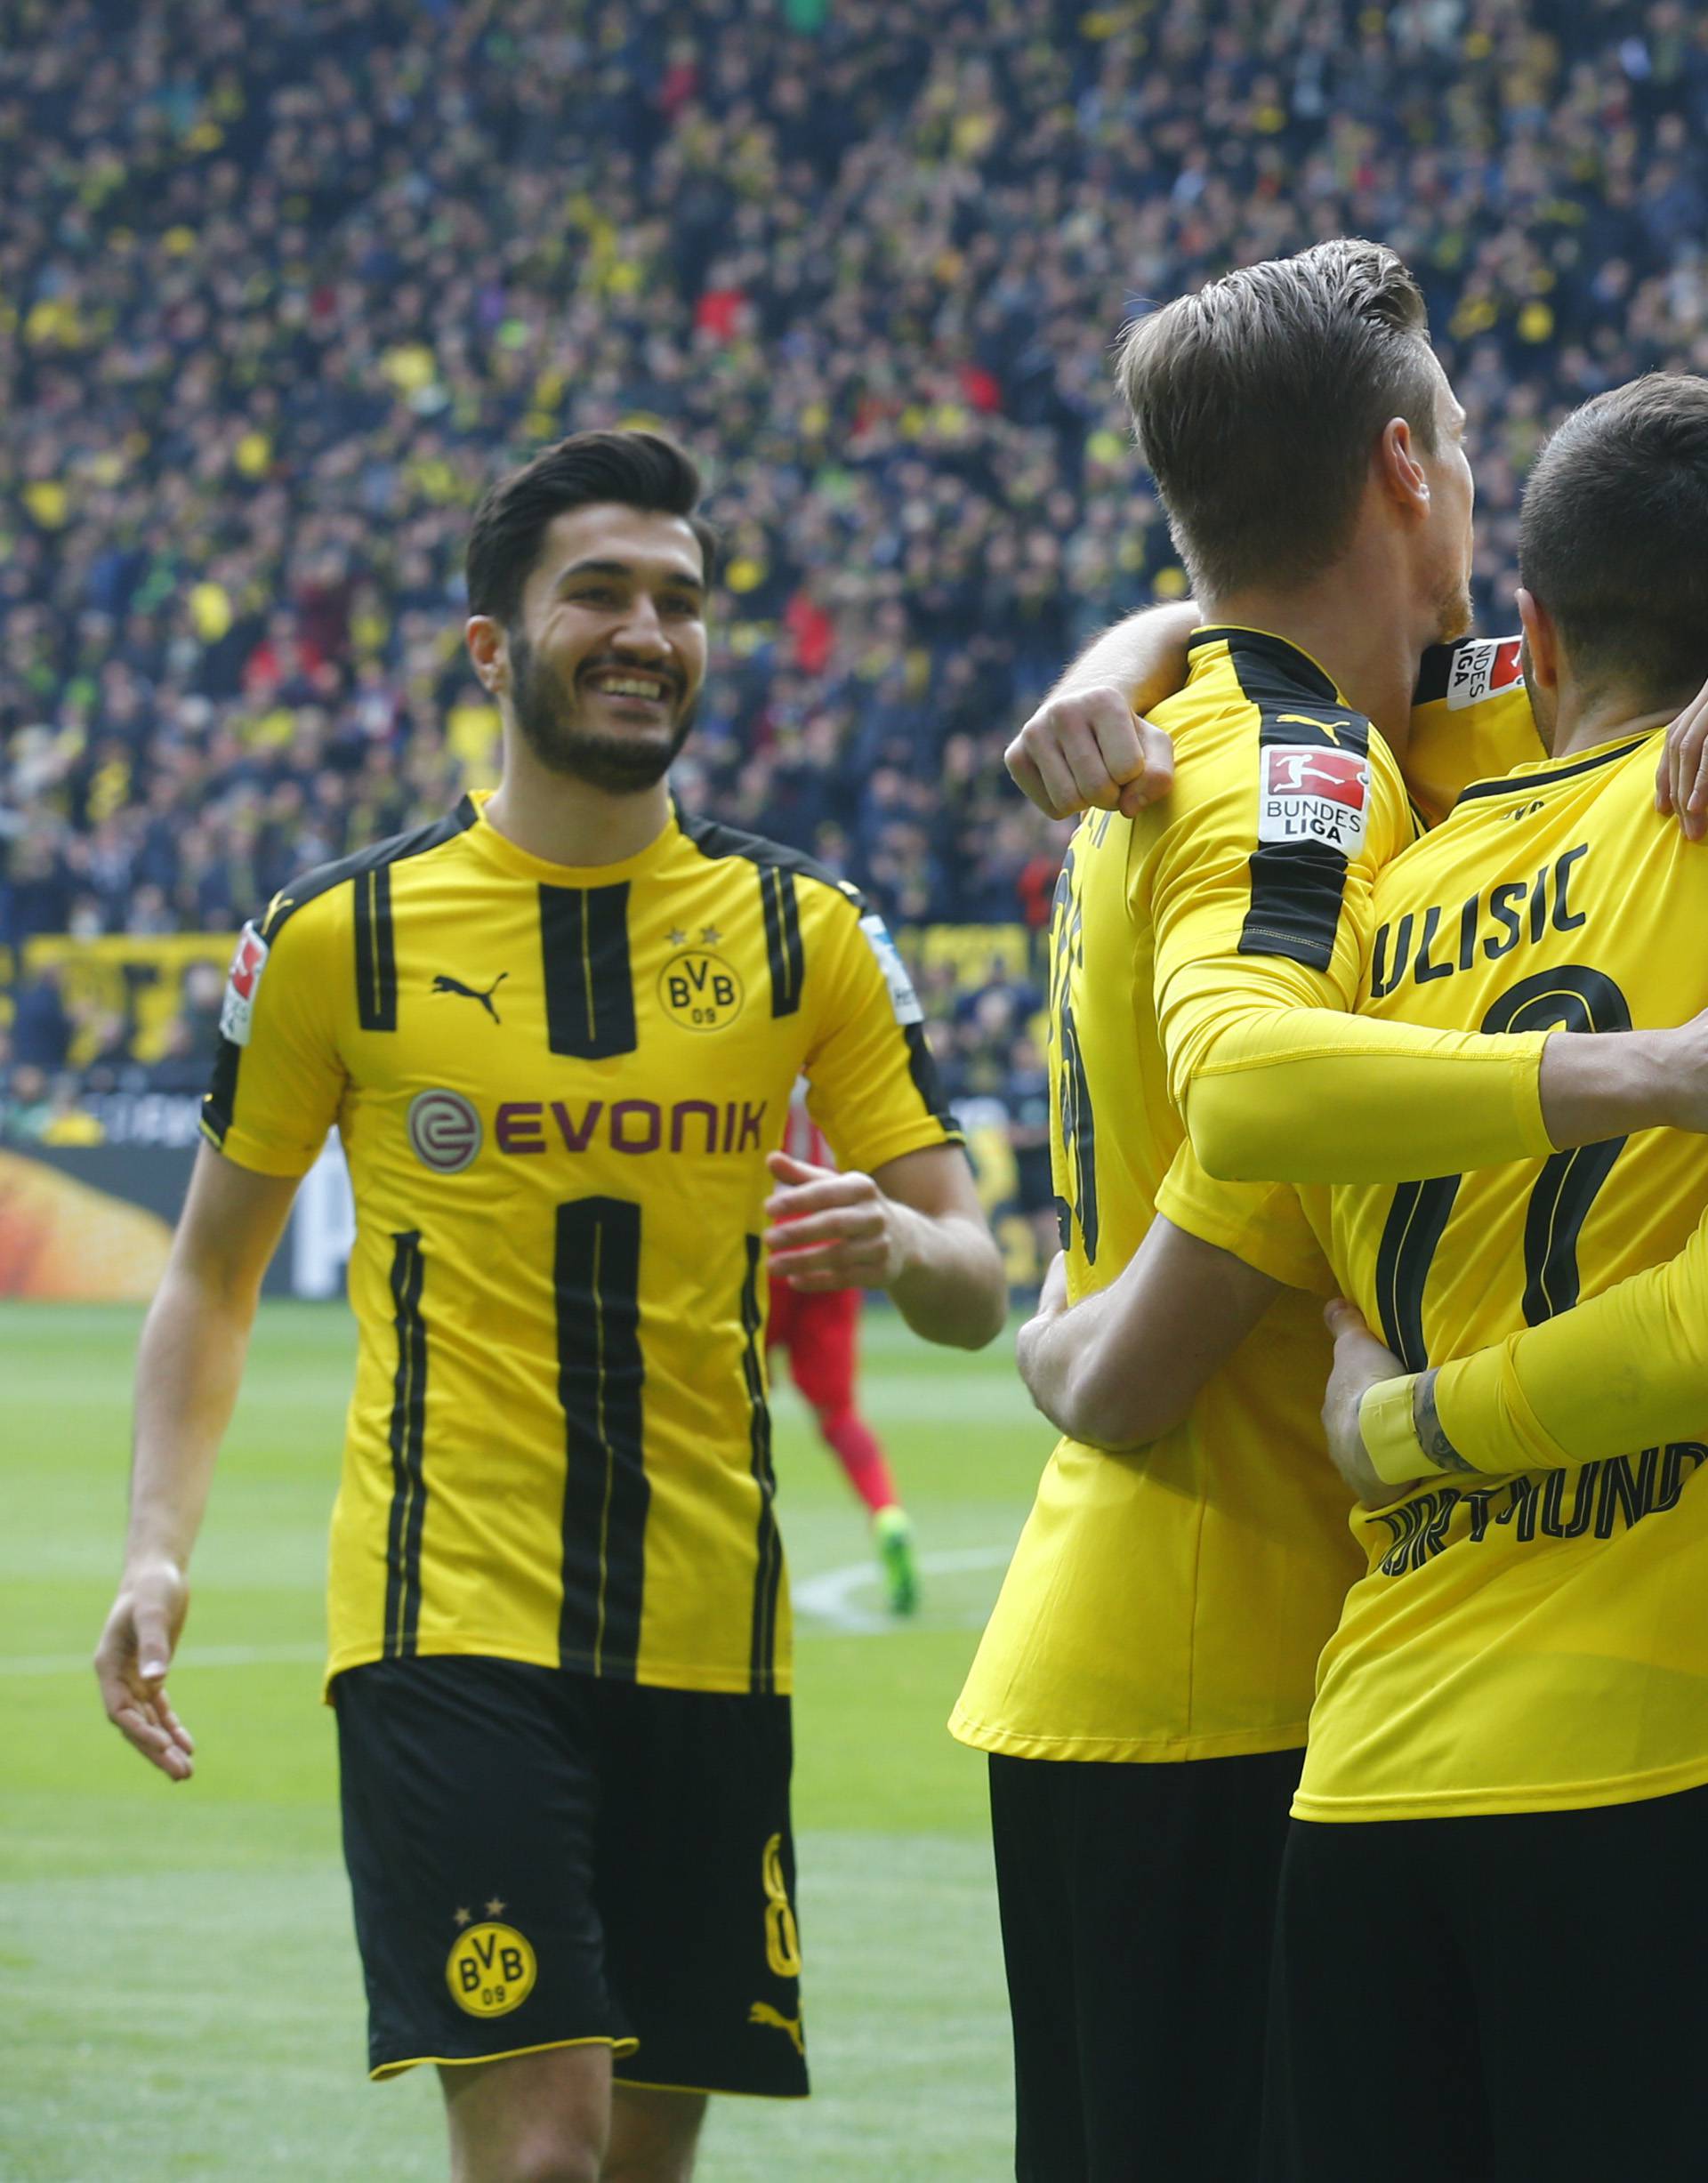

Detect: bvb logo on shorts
447,1919,538,2018
657,951,745,1033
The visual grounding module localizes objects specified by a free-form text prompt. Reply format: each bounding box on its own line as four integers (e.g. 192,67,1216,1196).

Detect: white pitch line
0,1640,325,1679
3,1548,1019,1673
792,1544,1013,1635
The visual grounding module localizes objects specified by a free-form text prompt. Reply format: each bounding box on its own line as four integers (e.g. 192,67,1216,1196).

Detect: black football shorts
334,1655,809,2095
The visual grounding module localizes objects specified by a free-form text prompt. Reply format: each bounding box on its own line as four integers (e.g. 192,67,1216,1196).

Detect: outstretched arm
93,1146,300,1779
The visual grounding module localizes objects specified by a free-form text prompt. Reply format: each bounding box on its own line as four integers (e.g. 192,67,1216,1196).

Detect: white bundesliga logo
408,1089,482,1173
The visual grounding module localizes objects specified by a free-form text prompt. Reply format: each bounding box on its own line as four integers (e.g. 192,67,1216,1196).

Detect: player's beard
509,633,697,793
1432,566,1475,648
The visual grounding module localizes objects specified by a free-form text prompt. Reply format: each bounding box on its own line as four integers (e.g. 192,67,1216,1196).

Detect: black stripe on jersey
201,1037,242,1150
205,802,478,1142
679,802,860,1024
902,1021,964,1144
739,1234,785,1696
1374,1177,1462,1374
1453,735,1654,806
1216,630,1372,974
540,883,639,1059
260,796,479,946
555,1196,649,1680
680,802,963,1138
759,865,805,1018
1188,625,1340,705
1412,643,1457,707
354,865,398,1031
383,1231,430,1658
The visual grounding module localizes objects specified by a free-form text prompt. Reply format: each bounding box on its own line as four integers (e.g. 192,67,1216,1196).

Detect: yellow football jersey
203,791,960,1696
1404,632,1543,828
951,628,1415,1762
1292,729,1708,1821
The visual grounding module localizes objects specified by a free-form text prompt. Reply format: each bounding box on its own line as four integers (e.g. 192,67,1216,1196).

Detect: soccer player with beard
93,432,1005,2183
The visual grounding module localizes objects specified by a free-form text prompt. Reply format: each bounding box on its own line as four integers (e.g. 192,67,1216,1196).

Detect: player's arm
1016,1220,1284,1449
1325,1199,1708,1495
93,1147,299,1780
1169,954,1708,1186
765,1141,1006,1350
1004,600,1196,820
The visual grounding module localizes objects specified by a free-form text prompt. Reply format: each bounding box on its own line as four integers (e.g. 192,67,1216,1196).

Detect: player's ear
1515,587,1559,694
1377,416,1430,522
465,616,508,696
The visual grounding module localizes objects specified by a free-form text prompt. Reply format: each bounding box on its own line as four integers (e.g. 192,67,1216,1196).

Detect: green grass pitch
0,1302,1051,2181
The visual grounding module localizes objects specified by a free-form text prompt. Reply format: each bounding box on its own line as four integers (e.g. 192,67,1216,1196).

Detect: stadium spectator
4,0,1708,1234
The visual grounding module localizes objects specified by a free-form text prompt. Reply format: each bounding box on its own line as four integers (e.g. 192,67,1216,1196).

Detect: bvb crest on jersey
657,946,745,1032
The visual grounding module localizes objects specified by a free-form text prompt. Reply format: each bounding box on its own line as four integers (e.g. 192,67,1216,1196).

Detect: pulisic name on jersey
1368,842,1589,999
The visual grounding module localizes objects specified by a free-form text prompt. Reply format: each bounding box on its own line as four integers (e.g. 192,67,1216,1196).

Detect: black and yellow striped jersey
1403,632,1543,828
1285,728,1708,1821
203,791,961,1696
952,628,1413,1762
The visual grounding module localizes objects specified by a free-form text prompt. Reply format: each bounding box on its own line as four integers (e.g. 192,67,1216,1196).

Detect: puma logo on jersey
748,2002,805,2056
432,971,508,1023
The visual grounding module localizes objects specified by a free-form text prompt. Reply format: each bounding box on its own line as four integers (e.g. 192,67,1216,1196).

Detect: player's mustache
576,654,686,700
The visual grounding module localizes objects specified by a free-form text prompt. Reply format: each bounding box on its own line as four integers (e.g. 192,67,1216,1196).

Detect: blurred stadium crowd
4,0,1708,1174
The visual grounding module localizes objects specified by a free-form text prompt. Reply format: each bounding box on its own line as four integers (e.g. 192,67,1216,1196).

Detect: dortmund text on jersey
202,794,959,1696
1296,729,1708,1822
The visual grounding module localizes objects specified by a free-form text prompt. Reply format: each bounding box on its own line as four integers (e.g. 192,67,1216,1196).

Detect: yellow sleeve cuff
1358,1373,1431,1486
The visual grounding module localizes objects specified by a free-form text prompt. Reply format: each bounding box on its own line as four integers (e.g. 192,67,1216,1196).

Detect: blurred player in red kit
769,1085,918,1612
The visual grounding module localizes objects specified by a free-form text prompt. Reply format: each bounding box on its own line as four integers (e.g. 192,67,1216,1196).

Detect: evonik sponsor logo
491,1095,769,1157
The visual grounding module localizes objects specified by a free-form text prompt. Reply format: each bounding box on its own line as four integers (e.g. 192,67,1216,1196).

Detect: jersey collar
1186,624,1349,706
462,789,684,885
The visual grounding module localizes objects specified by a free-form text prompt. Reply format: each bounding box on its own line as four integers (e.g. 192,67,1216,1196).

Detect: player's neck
1202,580,1424,758
1547,693,1678,762
483,756,672,869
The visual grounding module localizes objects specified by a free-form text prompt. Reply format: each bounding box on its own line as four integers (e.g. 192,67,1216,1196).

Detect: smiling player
93,431,1005,2183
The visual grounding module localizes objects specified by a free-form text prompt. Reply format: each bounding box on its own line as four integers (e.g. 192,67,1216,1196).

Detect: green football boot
874,1505,919,1615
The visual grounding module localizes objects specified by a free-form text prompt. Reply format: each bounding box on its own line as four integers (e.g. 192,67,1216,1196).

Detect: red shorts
765,1283,860,1414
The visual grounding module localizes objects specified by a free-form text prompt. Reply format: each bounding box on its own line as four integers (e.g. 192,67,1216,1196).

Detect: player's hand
1320,1301,1417,1510
763,1150,912,1291
94,1559,195,1781
1005,685,1176,822
1655,673,1708,842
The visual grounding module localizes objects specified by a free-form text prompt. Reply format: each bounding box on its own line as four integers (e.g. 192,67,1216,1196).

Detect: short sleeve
201,894,347,1178
801,895,964,1175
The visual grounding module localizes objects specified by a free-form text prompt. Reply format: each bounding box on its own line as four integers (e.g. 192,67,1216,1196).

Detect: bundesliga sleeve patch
858,912,924,1025
219,922,270,1046
1257,745,1371,857
1446,634,1525,710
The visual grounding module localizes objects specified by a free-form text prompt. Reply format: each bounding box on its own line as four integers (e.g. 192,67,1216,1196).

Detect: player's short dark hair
1519,375,1708,711
1115,238,1440,600
465,430,721,627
